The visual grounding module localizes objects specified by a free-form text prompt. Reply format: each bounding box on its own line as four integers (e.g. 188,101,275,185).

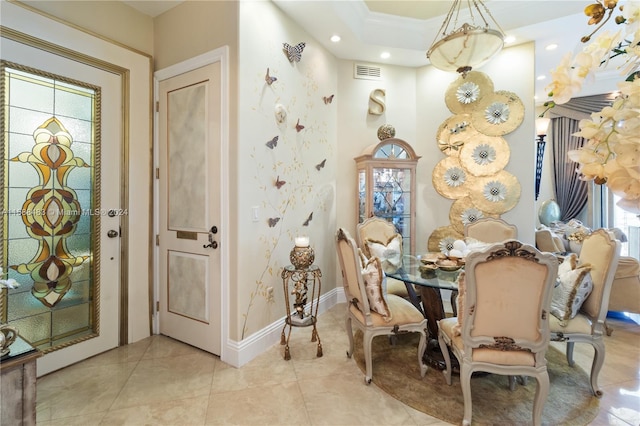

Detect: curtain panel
550,116,588,221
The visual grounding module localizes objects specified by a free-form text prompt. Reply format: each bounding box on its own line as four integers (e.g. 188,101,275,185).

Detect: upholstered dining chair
356,216,410,298
335,228,428,384
437,240,558,426
550,229,621,397
464,217,517,243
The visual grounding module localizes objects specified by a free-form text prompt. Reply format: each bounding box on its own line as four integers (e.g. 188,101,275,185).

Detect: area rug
353,332,599,425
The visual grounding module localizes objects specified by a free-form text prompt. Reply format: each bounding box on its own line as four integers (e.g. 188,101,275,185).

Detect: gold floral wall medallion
459,134,510,176
432,157,474,200
449,197,498,234
436,114,479,156
434,69,523,242
471,90,524,136
428,225,464,253
445,71,495,114
469,171,521,214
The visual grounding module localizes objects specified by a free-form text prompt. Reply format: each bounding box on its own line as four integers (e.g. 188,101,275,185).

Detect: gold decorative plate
469,170,521,215
459,134,510,177
449,197,498,234
445,71,495,115
433,157,475,200
436,114,479,157
471,90,525,136
428,225,464,253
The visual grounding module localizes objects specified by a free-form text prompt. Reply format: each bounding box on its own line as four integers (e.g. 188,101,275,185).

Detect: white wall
336,62,418,238
237,1,338,340
477,42,537,244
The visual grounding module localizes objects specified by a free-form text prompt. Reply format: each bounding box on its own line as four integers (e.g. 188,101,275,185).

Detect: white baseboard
221,286,345,367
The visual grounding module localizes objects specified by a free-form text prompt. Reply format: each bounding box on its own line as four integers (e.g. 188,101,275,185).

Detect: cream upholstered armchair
335,228,428,384
550,229,621,397
535,228,566,253
437,240,558,426
464,217,517,243
609,256,640,317
356,216,410,299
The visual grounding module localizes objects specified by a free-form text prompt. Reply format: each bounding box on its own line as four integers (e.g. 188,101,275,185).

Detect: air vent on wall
353,63,382,80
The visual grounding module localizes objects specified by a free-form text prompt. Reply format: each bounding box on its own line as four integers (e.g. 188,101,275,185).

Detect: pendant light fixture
427,0,506,75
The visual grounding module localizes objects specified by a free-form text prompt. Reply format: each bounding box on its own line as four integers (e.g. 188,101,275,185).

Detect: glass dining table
386,256,462,370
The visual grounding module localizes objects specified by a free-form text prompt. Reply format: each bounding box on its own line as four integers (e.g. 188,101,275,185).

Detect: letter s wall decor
368,88,386,115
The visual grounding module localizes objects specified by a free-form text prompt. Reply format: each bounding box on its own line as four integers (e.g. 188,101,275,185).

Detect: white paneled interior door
157,63,222,355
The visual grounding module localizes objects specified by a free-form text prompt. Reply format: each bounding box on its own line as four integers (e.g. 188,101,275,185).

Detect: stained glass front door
1,34,121,375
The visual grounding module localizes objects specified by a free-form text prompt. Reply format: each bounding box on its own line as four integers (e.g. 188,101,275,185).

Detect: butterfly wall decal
266,136,278,149
265,68,277,85
283,42,306,63
268,217,281,227
315,159,326,171
323,94,334,104
302,212,313,227
275,176,286,189
295,119,305,133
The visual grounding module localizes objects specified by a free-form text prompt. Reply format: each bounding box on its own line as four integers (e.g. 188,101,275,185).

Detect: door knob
203,225,219,248
203,229,218,249
203,241,218,249
107,230,119,238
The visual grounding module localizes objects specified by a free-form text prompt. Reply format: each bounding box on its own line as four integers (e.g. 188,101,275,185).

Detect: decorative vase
0,324,18,357
290,246,315,270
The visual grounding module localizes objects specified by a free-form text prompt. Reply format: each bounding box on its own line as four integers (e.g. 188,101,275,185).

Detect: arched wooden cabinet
355,138,420,255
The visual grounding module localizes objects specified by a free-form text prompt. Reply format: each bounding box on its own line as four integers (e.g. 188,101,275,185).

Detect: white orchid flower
616,196,640,214
544,1,640,212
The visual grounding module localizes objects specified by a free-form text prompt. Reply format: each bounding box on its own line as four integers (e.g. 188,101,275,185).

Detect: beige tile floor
35,305,640,426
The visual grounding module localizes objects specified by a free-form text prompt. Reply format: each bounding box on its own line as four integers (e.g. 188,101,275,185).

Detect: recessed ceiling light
380,52,390,59
545,43,558,51
504,35,516,44
537,75,546,80
330,35,341,43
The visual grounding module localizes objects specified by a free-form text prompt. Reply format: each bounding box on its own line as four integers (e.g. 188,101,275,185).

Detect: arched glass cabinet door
355,138,420,255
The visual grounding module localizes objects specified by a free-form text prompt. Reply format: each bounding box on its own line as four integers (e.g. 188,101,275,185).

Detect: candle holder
290,245,315,270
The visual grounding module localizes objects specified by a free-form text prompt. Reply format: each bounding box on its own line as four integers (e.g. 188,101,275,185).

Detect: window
592,183,639,259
